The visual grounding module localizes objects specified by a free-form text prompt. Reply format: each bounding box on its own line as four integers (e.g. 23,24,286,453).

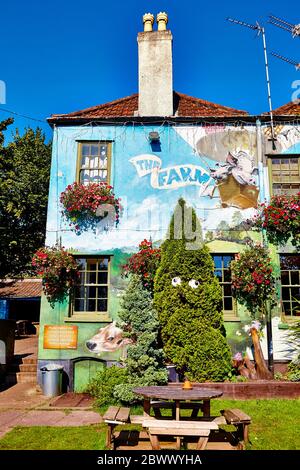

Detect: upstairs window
269,156,300,196
77,142,111,185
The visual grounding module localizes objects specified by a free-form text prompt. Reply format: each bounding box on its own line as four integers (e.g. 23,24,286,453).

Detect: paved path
0,383,102,438
0,337,102,439
0,383,49,409
0,408,102,438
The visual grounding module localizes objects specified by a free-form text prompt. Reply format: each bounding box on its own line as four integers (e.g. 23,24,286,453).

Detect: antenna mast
227,17,276,148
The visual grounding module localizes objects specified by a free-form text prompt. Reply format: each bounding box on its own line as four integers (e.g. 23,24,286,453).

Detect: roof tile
271,101,300,116
48,91,248,122
0,279,42,299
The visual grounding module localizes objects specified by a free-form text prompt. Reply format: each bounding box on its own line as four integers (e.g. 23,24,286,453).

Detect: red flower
60,182,121,234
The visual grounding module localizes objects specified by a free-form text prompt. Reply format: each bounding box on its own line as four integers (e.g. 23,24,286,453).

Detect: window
269,156,300,196
71,257,110,319
280,255,300,317
212,254,238,319
77,142,111,184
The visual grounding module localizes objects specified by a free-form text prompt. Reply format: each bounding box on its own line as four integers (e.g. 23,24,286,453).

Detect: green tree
0,123,51,277
204,230,214,243
114,275,168,403
231,211,243,228
154,198,232,382
216,220,231,238
0,118,14,146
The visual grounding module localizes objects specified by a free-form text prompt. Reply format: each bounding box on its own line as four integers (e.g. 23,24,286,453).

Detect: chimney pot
157,12,168,31
143,13,154,32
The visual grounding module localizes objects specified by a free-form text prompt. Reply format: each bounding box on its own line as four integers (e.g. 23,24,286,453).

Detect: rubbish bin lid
40,363,64,371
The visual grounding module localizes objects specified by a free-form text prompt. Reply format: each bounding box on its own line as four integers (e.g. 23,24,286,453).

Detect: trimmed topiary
154,198,232,382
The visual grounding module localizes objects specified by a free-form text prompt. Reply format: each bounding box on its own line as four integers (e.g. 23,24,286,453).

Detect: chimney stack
138,12,173,116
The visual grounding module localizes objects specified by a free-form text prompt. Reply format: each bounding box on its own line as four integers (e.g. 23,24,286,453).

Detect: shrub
32,246,78,306
114,275,168,404
154,198,232,382
289,319,300,363
85,366,128,407
286,362,300,382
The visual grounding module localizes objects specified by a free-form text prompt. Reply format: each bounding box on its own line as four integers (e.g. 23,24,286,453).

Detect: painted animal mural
86,322,131,355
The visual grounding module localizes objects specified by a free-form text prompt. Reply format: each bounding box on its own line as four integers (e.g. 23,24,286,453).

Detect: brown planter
169,381,300,399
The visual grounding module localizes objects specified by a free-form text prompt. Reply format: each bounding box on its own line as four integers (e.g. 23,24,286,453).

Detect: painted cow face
86,321,131,354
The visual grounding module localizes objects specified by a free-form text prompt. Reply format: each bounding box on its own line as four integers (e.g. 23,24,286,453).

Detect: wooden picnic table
133,385,223,420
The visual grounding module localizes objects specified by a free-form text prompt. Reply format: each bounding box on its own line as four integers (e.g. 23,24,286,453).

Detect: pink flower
234,352,243,361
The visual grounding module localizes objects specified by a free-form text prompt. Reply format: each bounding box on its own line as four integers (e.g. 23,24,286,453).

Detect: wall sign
43,325,78,350
130,154,210,189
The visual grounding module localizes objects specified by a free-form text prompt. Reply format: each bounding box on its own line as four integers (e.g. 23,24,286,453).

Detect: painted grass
0,399,299,450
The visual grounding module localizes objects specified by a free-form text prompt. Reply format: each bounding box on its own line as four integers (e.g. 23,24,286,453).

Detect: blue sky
0,0,299,142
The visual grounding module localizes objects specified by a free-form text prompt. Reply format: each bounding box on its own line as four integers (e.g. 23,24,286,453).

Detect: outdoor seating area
103,385,252,451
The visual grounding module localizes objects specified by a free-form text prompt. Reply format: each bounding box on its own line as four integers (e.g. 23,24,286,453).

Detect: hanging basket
32,246,79,307
60,182,122,234
252,193,300,248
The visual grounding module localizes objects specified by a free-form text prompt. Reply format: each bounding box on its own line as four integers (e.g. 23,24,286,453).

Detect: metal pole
261,27,276,149
265,301,274,375
257,118,274,376
262,225,275,376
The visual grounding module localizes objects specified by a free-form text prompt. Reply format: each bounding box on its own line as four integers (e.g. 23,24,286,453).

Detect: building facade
38,14,300,391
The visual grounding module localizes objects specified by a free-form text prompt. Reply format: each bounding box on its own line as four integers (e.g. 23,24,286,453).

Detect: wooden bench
103,406,130,449
143,419,218,450
221,408,251,448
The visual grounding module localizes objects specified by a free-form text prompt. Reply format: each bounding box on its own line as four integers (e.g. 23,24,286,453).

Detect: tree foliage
0,120,51,277
154,198,232,382
114,275,168,403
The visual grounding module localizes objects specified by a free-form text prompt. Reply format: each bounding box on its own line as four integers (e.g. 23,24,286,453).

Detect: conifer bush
114,275,168,403
154,198,232,382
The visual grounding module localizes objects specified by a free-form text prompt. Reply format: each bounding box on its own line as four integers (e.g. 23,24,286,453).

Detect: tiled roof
173,92,248,117
48,91,248,122
0,279,42,299
271,101,300,116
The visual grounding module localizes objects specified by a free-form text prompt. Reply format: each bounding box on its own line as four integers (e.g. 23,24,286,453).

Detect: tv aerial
271,51,300,71
227,17,276,148
268,15,300,38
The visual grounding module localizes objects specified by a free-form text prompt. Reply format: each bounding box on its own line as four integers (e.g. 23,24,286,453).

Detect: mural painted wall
38,122,300,389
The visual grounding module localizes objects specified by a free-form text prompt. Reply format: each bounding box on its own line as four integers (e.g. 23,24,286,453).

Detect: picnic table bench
142,418,219,450
103,404,251,451
221,408,251,448
103,406,130,449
